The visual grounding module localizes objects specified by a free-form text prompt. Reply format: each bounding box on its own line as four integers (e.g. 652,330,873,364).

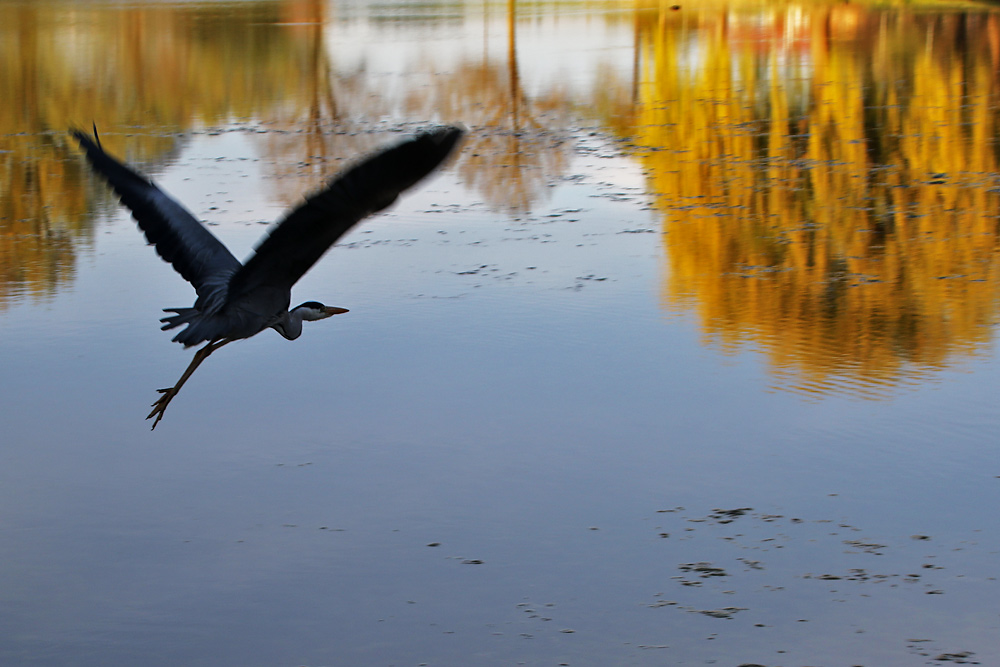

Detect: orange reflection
5,0,1000,403
0,1,327,309
633,6,1000,396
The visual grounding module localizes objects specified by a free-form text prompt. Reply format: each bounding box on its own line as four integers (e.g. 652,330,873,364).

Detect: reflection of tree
0,135,89,307
253,0,389,208
0,0,583,312
257,0,575,215
632,6,1000,396
404,0,571,213
0,1,332,310
441,61,568,213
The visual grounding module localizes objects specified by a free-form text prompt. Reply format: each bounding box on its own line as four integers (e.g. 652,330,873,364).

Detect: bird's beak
324,306,349,316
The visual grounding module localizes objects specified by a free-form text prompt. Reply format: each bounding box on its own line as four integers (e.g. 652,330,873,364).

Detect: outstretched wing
73,129,242,304
227,126,465,300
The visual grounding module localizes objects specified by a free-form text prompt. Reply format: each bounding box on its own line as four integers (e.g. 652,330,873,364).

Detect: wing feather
73,129,241,303
227,126,464,300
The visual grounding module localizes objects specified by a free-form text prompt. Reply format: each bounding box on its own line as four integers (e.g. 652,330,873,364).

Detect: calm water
2,1,1000,665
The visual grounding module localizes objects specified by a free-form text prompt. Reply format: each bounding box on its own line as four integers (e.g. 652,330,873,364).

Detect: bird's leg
147,339,230,430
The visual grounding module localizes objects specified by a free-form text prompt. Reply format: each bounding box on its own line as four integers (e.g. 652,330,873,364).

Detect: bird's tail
160,308,226,347
160,307,199,331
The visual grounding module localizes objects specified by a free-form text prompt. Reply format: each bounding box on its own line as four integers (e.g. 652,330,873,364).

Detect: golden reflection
633,6,1000,396
0,135,89,307
0,0,596,311
0,1,314,309
5,0,1000,398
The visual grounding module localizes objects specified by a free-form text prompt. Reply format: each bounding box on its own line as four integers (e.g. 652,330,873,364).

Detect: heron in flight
74,125,464,429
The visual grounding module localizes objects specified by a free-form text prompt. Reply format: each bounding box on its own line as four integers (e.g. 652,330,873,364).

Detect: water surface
1,1,999,665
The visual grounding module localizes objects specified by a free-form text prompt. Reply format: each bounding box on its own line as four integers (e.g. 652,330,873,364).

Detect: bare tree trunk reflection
507,0,521,132
261,0,382,210
417,0,568,214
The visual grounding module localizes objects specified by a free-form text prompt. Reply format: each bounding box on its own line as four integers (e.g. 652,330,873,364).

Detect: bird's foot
147,386,180,430
143,340,228,430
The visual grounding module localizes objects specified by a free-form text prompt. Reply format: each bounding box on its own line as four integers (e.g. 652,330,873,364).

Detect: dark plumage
74,124,464,428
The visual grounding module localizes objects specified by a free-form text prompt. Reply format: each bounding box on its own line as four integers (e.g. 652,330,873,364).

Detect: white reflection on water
1,3,1000,667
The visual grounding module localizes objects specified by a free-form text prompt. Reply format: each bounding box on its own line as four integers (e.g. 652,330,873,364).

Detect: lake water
2,1,999,665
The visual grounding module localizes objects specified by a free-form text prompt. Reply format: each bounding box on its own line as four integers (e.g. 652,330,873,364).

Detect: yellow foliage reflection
634,6,1000,396
0,1,330,310
0,0,575,312
6,0,1000,400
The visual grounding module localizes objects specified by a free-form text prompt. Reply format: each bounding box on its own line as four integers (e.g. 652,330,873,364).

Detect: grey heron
74,125,464,429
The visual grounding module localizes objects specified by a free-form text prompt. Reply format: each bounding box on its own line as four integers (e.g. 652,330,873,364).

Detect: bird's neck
272,310,304,340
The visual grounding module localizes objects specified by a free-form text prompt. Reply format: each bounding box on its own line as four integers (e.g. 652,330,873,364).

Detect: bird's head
292,301,350,322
